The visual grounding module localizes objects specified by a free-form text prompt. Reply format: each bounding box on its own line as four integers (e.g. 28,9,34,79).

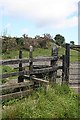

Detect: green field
1,47,80,62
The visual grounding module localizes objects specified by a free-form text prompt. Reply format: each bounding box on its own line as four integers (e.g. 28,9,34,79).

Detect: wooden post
50,47,58,84
65,43,70,84
62,55,66,84
18,49,24,83
29,46,33,80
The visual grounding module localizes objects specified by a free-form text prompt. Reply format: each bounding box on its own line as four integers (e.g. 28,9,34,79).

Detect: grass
70,49,80,62
1,48,51,60
0,66,17,84
1,47,79,62
2,84,79,119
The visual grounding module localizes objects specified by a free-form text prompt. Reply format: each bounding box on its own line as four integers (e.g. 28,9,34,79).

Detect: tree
16,37,24,49
35,35,40,39
2,37,17,53
54,34,65,46
43,33,52,40
22,34,28,38
70,41,75,45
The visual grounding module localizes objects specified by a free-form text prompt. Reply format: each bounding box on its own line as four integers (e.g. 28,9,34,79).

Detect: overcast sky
0,0,79,44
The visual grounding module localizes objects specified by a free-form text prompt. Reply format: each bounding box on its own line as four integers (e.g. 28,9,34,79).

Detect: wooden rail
0,57,57,65
1,89,33,101
0,76,49,101
0,44,71,101
70,45,80,48
0,45,70,83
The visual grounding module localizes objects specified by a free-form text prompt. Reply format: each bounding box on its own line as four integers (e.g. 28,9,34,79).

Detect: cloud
54,16,78,29
0,0,79,29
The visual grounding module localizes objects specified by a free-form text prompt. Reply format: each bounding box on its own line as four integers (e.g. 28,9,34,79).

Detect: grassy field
1,47,79,62
2,84,79,119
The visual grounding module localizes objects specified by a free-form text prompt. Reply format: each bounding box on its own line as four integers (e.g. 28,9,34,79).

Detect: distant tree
35,35,40,39
70,41,75,45
16,37,24,48
2,37,17,53
43,33,52,40
22,34,28,38
54,34,65,46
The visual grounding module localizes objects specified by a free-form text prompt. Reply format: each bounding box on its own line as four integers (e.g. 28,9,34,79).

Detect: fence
0,44,70,101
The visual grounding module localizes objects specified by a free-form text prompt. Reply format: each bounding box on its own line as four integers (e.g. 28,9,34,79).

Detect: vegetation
1,33,78,62
2,84,79,119
2,34,55,53
1,46,79,62
54,34,65,46
70,41,75,45
70,49,79,62
0,66,17,84
0,34,79,119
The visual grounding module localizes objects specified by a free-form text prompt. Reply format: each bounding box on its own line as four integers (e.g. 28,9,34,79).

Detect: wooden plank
32,77,49,84
0,89,33,101
0,57,58,66
1,70,29,78
1,66,62,79
33,65,51,68
0,59,29,65
33,56,58,62
0,81,34,90
70,45,80,48
70,48,80,52
32,67,58,74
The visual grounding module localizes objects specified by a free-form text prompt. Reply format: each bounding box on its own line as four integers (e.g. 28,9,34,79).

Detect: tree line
1,33,75,53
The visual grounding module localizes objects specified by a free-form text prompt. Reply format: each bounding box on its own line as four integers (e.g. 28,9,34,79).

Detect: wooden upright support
50,47,58,84
18,49,24,83
62,55,66,84
65,43,70,84
29,46,33,80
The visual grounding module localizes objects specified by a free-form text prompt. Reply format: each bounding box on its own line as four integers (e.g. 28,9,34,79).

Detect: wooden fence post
62,55,66,84
29,46,33,80
65,43,70,84
18,49,24,83
50,47,58,84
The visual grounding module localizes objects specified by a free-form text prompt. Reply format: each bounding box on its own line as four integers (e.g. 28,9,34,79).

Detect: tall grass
2,84,79,119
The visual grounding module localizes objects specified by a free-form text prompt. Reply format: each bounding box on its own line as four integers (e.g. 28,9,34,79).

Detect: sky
0,0,79,44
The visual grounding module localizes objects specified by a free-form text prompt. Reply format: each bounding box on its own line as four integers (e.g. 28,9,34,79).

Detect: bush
2,37,17,53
